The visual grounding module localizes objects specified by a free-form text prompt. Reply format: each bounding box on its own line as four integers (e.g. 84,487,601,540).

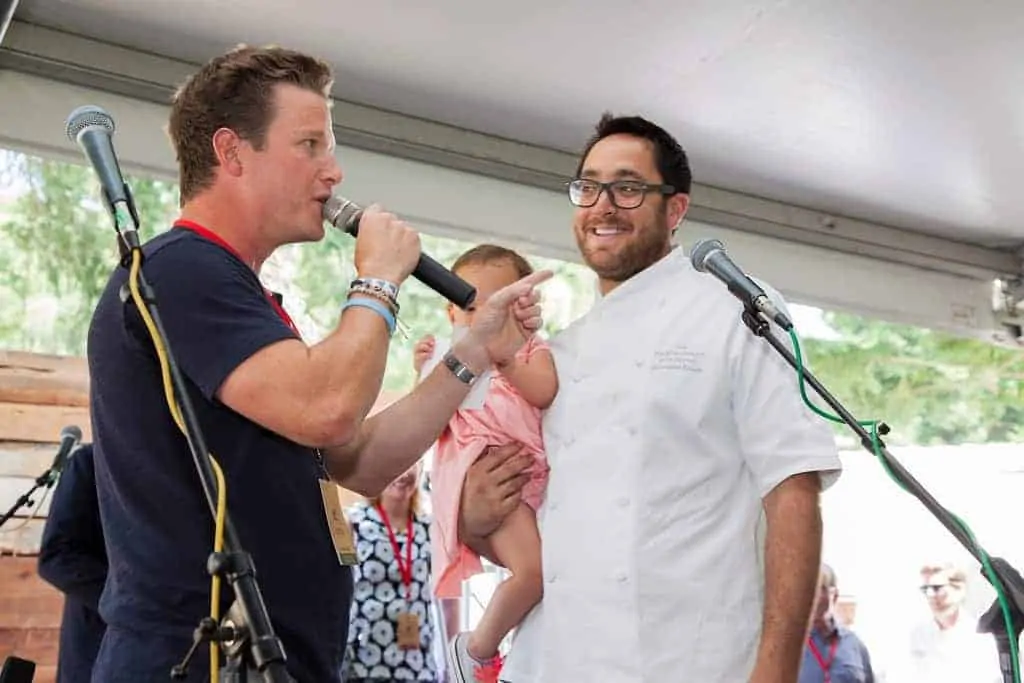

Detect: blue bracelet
342,297,396,336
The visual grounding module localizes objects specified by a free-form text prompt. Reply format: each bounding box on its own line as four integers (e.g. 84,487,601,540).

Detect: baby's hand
413,334,436,374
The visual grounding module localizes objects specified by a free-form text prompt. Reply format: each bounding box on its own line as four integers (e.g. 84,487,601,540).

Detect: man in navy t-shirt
37,443,107,682
86,45,549,682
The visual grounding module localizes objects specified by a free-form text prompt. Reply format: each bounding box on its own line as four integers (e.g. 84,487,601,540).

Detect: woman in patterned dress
341,461,443,682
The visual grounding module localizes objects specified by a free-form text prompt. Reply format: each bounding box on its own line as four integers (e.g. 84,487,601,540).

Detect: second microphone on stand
689,238,794,331
322,196,477,310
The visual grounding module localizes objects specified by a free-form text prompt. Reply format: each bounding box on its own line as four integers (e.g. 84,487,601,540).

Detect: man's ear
211,128,244,178
667,192,690,231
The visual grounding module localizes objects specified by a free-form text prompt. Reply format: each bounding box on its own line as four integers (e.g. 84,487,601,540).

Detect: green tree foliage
801,313,1024,446
1,149,1021,445
0,151,177,353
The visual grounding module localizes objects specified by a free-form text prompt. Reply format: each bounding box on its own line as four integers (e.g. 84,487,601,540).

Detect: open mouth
587,225,631,240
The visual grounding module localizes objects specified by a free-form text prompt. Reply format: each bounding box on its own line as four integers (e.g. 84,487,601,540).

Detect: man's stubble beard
578,208,673,284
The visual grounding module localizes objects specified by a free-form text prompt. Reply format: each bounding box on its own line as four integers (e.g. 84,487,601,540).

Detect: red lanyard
807,636,839,683
376,504,414,596
173,220,301,337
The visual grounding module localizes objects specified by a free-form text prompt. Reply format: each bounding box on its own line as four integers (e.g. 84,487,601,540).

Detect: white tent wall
822,444,1024,677
0,67,1010,344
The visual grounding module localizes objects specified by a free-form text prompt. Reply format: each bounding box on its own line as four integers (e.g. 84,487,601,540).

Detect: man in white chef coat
458,113,842,683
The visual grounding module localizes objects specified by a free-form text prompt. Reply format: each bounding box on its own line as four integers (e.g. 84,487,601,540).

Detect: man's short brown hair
168,45,334,202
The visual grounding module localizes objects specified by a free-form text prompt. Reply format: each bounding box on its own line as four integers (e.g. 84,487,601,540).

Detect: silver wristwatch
442,350,477,385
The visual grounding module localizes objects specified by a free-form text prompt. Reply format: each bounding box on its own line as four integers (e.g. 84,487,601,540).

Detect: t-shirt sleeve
125,237,299,402
729,281,842,498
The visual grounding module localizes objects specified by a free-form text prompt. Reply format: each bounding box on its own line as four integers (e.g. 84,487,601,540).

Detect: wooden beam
0,350,88,406
0,371,89,407
0,402,91,443
0,442,58,478
0,557,62,683
0,517,46,554
0,350,87,376
0,557,63,628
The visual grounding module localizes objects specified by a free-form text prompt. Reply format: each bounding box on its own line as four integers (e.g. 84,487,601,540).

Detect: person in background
799,563,875,683
341,461,442,682
37,443,108,683
905,562,1001,683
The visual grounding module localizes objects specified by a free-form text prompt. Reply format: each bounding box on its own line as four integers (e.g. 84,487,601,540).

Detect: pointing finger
488,269,553,309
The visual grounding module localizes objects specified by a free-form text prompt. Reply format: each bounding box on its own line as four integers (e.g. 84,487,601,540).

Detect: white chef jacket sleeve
729,282,843,498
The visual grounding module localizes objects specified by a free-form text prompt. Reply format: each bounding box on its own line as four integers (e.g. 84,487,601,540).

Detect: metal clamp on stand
172,551,291,682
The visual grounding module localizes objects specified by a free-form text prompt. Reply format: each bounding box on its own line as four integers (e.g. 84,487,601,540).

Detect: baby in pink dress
413,244,556,682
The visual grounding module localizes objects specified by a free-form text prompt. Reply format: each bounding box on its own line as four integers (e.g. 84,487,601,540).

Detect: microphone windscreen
65,105,115,142
689,238,724,272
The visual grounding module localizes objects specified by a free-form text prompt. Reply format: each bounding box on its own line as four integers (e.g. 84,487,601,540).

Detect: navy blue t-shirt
37,443,107,683
87,227,351,682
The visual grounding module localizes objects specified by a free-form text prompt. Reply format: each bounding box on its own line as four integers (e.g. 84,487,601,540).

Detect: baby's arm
411,334,436,385
498,345,558,409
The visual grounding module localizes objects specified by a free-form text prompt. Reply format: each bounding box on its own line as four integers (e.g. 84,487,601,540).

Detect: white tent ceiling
1,0,1022,345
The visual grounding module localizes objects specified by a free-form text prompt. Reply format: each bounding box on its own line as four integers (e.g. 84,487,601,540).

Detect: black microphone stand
101,184,293,683
740,307,1024,683
0,464,58,530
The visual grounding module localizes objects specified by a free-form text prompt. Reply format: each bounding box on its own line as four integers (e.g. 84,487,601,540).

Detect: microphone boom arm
740,308,1024,683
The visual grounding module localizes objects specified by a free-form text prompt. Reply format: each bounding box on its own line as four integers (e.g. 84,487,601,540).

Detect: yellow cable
127,248,228,680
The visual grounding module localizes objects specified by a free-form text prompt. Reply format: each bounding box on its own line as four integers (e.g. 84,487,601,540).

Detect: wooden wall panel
0,557,62,683
0,349,407,679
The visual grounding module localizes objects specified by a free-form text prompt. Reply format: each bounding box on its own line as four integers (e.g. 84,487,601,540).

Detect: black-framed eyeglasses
566,178,676,209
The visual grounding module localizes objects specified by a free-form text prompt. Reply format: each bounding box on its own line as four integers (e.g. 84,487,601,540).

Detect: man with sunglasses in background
457,113,842,682
900,562,1001,683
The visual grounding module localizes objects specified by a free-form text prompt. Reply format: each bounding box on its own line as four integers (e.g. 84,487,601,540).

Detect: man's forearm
306,305,392,441
325,339,489,495
752,472,823,683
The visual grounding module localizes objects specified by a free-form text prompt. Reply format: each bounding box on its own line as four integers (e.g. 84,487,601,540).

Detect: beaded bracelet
348,282,399,315
351,277,399,305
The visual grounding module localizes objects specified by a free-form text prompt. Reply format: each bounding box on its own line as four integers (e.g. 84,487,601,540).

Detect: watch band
442,350,477,385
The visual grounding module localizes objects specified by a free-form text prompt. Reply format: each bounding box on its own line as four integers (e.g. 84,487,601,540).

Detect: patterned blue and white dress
341,502,441,682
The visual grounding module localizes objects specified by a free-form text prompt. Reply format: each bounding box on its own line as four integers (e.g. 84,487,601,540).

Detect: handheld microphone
690,238,794,331
46,425,83,485
64,105,140,243
323,196,477,309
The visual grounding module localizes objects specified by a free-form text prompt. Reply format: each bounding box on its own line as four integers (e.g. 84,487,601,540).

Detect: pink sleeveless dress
430,335,551,599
